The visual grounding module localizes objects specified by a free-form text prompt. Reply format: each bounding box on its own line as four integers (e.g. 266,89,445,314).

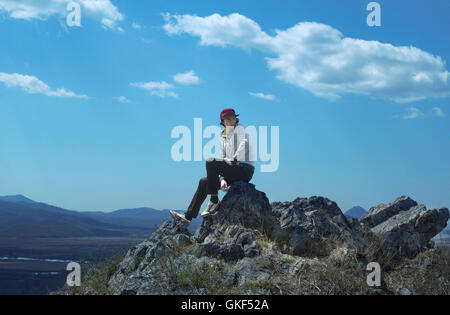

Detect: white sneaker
200,201,220,218
169,210,191,227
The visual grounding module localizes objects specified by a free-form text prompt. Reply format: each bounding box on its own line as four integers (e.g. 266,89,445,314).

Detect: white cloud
132,21,142,29
432,106,445,117
173,70,200,85
403,107,424,119
0,72,88,98
131,71,199,99
115,96,130,103
394,107,424,119
0,0,124,31
163,12,271,52
163,13,450,103
249,92,276,101
131,81,178,98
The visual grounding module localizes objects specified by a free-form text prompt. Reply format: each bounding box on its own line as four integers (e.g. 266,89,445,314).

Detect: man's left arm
232,125,249,162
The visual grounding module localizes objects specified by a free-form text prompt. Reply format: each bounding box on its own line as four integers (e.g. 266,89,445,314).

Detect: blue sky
0,0,449,213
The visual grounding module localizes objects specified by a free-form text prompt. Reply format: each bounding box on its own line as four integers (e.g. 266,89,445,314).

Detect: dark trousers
185,158,255,220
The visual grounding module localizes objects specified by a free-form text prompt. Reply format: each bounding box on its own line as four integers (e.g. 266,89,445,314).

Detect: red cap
220,108,239,120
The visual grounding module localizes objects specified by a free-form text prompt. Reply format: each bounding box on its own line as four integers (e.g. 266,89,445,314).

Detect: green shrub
274,230,290,250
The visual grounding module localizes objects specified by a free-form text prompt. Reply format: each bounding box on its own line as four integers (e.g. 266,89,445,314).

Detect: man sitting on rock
170,108,255,227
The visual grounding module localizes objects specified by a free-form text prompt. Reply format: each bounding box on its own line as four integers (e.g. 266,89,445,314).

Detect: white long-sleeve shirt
221,124,255,168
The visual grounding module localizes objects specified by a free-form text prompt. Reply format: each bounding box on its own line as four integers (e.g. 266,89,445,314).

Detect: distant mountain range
344,206,367,219
0,194,37,204
1,195,445,239
0,194,199,238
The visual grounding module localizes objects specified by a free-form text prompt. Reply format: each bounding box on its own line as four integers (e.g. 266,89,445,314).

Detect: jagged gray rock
193,242,245,262
359,195,418,228
108,219,191,294
194,182,274,243
370,204,449,258
271,196,365,256
234,257,272,286
102,183,448,295
396,286,414,295
356,195,449,259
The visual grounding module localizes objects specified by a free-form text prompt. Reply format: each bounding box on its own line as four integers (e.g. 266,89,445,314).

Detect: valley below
0,236,145,294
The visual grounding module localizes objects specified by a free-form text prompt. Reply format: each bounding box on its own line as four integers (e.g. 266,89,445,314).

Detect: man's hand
224,158,233,166
220,179,229,192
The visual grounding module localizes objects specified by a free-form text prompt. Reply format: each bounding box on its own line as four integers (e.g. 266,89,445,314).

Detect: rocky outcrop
102,182,448,295
194,182,273,247
270,196,365,257
359,195,418,228
107,219,191,294
367,203,449,258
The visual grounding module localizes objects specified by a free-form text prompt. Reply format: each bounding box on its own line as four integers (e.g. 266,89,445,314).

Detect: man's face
223,115,236,127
